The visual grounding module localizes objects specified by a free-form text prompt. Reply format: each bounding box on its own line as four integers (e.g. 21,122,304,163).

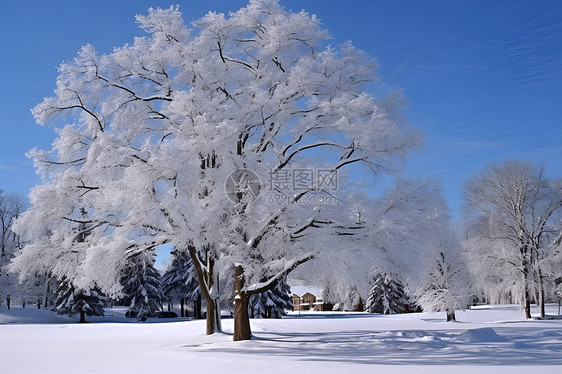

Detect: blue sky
1,0,561,219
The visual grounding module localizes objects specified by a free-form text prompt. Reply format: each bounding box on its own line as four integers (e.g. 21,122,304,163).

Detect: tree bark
233,265,252,341
188,245,220,334
79,310,86,323
233,293,251,341
205,296,217,335
230,254,315,341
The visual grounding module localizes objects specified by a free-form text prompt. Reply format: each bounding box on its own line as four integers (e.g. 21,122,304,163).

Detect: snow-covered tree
53,208,106,321
313,180,452,303
160,250,201,317
0,190,26,256
249,277,292,318
120,248,163,321
14,0,420,341
1,191,54,308
365,273,406,314
0,190,18,306
464,161,562,318
53,277,105,323
1,190,27,307
414,230,471,321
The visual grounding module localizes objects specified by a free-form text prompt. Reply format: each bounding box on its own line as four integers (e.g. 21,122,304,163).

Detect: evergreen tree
160,250,201,317
121,249,163,321
53,277,105,323
365,273,406,314
52,207,105,321
249,278,293,318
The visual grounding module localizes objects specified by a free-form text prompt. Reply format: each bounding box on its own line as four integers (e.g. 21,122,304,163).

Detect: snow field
1,305,561,373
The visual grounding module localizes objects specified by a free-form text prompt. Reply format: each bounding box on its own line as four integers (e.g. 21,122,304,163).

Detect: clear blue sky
1,0,561,218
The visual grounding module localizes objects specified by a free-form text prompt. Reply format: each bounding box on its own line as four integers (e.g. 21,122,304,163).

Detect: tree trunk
522,254,532,319
214,297,222,332
233,265,252,341
446,310,456,321
203,295,218,335
188,245,220,334
524,289,532,319
196,294,202,319
79,310,86,323
233,293,251,341
538,269,546,318
180,298,185,317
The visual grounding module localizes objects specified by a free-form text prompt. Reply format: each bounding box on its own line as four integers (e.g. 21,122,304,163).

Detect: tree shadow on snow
198,327,562,366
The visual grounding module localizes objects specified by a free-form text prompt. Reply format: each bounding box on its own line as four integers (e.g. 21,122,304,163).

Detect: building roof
290,286,323,298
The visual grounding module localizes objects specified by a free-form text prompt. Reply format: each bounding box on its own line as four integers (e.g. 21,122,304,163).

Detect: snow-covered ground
1,305,561,373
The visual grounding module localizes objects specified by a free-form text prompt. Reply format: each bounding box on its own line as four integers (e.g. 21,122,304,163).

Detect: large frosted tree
464,161,562,318
13,1,420,340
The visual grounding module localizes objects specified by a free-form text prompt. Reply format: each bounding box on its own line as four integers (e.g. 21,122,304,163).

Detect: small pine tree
160,250,201,317
121,249,163,321
53,277,105,323
365,273,406,314
249,278,293,318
